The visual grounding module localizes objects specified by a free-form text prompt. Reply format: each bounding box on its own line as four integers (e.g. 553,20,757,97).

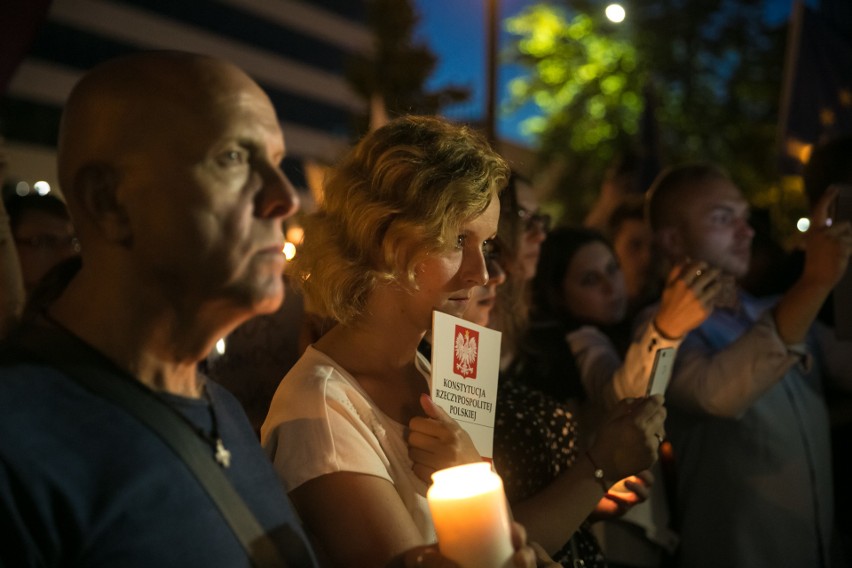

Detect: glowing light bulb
605,3,626,23
283,241,297,260
33,181,51,195
286,225,304,244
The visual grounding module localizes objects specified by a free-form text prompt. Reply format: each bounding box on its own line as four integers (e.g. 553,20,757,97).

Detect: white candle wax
426,462,514,568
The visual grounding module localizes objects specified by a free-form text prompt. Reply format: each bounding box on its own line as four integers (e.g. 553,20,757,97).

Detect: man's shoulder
0,353,77,401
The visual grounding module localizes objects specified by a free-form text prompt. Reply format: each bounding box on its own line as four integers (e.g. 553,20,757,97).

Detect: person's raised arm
665,311,807,418
507,396,665,555
604,261,720,401
652,261,720,342
774,185,852,345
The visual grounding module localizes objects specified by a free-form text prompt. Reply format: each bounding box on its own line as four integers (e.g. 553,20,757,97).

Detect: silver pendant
215,438,231,468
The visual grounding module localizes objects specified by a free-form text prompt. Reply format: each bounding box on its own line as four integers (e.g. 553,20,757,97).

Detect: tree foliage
346,0,470,138
507,0,794,228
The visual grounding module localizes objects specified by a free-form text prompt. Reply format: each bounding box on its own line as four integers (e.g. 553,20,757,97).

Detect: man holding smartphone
645,162,852,568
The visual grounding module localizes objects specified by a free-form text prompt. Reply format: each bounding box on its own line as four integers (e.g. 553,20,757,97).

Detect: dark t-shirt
0,354,316,567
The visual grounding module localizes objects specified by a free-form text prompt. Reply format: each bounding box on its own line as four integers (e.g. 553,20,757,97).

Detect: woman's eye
456,234,466,249
482,239,495,258
711,211,733,225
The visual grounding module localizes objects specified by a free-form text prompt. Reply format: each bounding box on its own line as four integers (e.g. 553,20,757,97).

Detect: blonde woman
262,116,539,567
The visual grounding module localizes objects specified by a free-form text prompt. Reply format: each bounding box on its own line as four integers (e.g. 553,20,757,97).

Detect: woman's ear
74,163,131,244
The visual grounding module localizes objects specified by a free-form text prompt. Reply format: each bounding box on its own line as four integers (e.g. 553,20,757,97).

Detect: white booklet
430,311,502,461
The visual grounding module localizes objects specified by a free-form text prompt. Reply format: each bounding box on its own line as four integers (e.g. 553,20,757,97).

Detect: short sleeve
261,351,393,492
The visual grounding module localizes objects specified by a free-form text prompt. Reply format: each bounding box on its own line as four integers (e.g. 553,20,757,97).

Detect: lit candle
426,462,514,568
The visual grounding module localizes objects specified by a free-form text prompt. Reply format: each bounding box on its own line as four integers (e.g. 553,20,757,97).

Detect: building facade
2,0,370,193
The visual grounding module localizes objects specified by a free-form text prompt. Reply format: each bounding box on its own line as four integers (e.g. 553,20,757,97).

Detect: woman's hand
396,522,557,567
588,469,654,521
407,394,482,483
588,396,666,483
802,185,852,290
654,260,720,340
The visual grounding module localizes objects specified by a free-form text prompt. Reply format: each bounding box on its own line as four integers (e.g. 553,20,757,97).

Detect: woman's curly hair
292,116,509,325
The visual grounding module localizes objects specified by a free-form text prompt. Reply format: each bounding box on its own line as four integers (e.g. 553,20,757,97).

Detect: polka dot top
494,375,607,568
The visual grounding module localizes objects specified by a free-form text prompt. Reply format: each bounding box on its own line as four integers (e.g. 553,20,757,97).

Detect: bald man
0,51,314,567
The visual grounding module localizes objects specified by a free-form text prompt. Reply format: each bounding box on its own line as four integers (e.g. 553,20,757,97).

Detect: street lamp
485,0,498,143
605,3,626,23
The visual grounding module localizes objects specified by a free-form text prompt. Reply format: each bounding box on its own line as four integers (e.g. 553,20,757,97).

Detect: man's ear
75,163,131,243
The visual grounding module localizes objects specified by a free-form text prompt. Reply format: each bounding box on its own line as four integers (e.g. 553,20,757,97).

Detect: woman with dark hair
491,171,550,369
481,192,686,566
515,226,718,408
503,226,719,567
462,222,668,568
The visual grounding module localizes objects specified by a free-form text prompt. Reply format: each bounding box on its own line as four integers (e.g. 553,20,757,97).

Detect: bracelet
585,451,610,493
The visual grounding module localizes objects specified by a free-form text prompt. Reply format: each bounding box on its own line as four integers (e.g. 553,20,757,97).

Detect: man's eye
220,150,247,165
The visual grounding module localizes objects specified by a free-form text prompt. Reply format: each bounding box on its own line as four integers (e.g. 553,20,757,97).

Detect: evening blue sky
411,0,802,146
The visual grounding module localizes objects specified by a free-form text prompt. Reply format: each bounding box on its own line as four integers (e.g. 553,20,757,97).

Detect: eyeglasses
518,208,551,233
15,235,81,254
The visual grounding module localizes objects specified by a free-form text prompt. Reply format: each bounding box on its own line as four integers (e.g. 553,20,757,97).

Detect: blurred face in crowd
675,178,754,279
14,209,79,293
561,240,627,327
515,179,548,281
463,241,506,327
612,218,653,304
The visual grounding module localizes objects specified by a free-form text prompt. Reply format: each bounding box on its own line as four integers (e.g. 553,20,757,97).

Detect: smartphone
646,347,676,397
830,185,852,340
830,184,852,226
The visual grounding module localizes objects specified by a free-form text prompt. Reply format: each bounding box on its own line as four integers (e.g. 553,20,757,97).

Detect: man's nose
256,166,299,221
736,217,755,239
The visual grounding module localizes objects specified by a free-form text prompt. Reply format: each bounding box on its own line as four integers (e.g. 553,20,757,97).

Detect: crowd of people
0,50,850,568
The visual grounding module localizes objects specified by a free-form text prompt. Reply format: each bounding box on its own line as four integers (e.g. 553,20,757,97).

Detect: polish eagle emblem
453,325,479,379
